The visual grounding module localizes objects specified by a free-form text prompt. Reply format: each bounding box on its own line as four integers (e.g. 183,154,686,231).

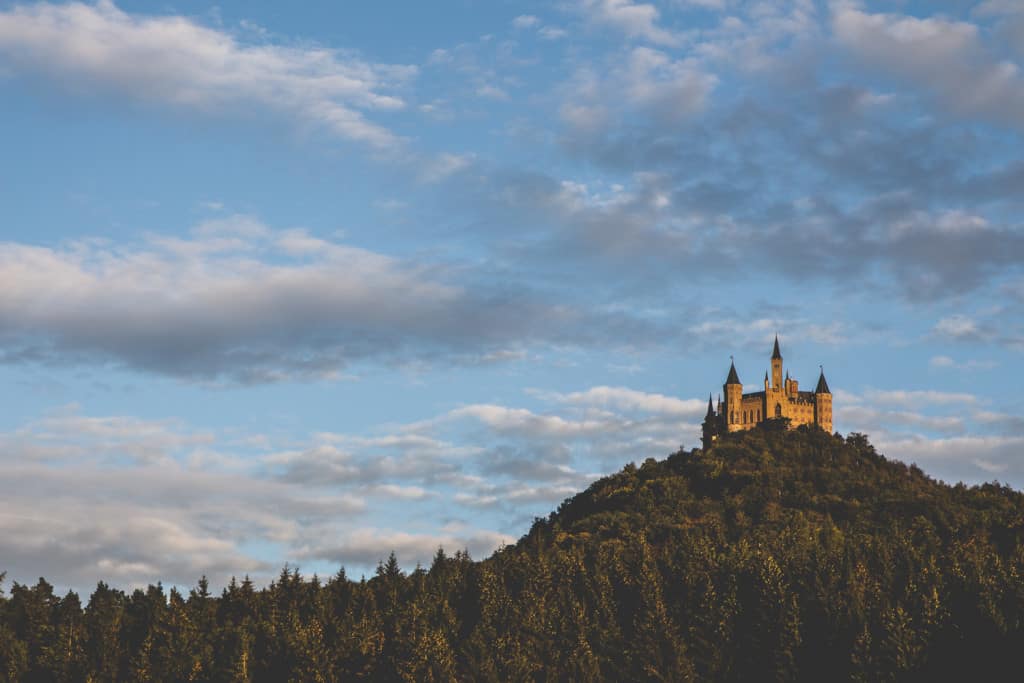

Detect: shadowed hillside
3,427,1024,681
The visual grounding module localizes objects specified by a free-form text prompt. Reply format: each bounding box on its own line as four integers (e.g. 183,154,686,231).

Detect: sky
0,0,1022,593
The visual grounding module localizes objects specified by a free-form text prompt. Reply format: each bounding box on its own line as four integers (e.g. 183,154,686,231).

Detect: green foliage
3,428,1024,680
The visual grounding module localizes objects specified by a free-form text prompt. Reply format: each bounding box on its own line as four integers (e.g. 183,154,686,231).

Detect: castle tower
771,335,783,389
701,394,718,450
814,368,832,433
724,360,743,432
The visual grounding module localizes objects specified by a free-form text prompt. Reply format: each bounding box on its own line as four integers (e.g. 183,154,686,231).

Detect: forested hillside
3,427,1024,681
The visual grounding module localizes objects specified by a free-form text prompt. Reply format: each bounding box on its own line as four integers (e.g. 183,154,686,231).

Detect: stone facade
701,337,832,450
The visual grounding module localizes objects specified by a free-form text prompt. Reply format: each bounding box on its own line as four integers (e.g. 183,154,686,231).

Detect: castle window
757,409,760,420
775,403,782,418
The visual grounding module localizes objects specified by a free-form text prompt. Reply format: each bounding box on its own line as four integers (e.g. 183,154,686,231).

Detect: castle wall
729,386,822,432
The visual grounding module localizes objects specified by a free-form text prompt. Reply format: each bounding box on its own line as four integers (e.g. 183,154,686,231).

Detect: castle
701,336,832,450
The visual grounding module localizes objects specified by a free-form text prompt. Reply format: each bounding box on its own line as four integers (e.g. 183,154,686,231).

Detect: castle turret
814,367,832,433
724,359,743,432
701,394,718,450
771,335,783,389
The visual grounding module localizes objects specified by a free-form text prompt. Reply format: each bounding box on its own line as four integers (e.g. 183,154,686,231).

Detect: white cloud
561,46,715,132
445,404,612,438
860,388,979,408
418,152,475,183
548,385,706,417
833,7,1024,128
476,83,509,100
539,26,569,40
0,411,366,590
25,410,215,465
975,0,1024,16
0,216,594,382
578,0,683,46
839,404,966,435
681,0,727,9
875,434,1024,483
687,318,850,353
933,315,985,340
512,15,540,29
930,355,997,370
0,1,416,148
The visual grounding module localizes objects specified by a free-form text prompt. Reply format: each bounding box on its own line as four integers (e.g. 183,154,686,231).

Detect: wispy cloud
0,216,632,382
0,0,416,148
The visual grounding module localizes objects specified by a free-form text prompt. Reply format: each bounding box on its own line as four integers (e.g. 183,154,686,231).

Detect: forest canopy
2,427,1023,681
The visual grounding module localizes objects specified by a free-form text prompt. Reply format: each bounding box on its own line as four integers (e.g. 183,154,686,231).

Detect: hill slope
3,428,1024,681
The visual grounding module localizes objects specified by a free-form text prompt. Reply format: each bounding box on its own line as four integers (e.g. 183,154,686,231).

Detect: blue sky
0,0,1022,592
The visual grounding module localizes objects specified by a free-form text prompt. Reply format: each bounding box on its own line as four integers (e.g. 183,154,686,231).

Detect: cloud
467,162,1024,301
930,307,1024,353
482,4,1016,305
561,47,716,134
418,152,475,183
476,83,509,100
0,408,366,590
11,409,216,466
545,385,706,417
839,405,966,436
512,15,540,29
0,1,415,148
539,26,569,40
933,315,986,341
833,386,1024,485
0,216,630,382
687,318,849,350
833,6,1024,129
444,404,613,438
874,434,1024,484
930,355,998,370
859,389,979,408
577,0,683,46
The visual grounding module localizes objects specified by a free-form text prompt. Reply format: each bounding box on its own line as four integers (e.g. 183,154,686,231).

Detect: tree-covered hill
3,427,1024,681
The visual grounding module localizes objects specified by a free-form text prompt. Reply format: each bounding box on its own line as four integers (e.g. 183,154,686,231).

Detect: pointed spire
764,370,769,382
706,393,715,417
725,358,741,385
771,334,782,360
815,366,831,394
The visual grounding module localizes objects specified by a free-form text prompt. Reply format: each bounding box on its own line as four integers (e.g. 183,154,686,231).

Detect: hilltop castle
701,336,832,450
